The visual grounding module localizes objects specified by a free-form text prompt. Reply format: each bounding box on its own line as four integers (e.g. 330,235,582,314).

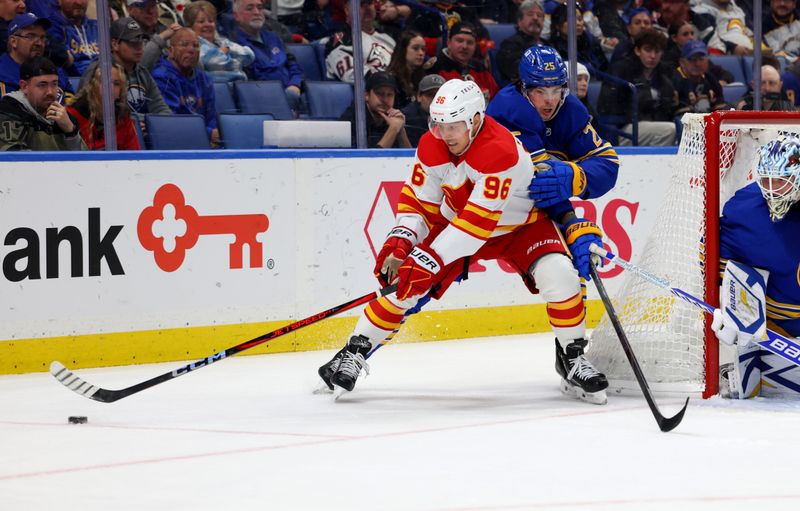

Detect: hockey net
588,111,800,398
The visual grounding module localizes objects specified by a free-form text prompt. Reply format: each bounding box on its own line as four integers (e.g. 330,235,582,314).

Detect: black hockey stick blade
50,284,397,403
589,262,688,432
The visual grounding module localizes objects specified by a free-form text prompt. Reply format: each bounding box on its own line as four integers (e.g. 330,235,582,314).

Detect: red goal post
589,111,800,398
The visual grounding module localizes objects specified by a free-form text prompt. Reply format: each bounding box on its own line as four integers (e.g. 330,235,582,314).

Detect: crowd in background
0,0,798,150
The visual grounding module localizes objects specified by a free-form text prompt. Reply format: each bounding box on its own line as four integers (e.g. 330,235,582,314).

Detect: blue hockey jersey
486,84,619,200
720,182,800,337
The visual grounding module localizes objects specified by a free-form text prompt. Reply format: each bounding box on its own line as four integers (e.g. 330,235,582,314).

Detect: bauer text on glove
395,245,443,300
562,217,603,280
374,226,417,285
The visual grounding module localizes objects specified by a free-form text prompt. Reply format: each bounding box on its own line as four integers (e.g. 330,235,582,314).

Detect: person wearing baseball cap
0,56,86,151
675,38,727,114
339,71,411,148
427,21,499,100
0,13,73,98
77,17,171,119
401,74,445,146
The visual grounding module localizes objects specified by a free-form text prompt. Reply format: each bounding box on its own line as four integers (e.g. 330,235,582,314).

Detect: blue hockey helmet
518,45,568,90
755,134,800,221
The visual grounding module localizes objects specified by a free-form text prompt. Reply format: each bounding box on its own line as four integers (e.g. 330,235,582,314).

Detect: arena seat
214,82,237,114
286,43,324,82
485,23,516,47
218,112,275,149
305,81,354,119
722,83,748,104
145,114,211,150
234,80,294,119
710,55,746,84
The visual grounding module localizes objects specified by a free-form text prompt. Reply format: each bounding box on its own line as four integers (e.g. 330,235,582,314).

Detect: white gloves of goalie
711,309,739,346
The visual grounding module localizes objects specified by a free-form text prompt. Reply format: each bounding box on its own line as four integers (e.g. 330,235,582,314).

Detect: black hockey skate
555,339,608,405
330,335,372,397
317,346,348,392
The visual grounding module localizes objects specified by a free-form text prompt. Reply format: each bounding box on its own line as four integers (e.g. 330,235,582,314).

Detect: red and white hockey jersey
397,115,542,266
325,30,396,82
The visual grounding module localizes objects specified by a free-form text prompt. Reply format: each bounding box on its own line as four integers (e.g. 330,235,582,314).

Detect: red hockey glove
396,245,443,300
373,226,417,286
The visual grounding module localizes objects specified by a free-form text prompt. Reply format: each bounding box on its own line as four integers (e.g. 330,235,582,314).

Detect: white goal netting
588,112,800,395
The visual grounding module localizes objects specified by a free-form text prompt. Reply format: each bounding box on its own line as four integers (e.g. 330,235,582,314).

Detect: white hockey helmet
428,78,486,141
755,134,800,221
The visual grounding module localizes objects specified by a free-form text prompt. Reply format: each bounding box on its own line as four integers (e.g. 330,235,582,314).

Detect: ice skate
555,339,608,405
315,346,348,394
330,335,372,398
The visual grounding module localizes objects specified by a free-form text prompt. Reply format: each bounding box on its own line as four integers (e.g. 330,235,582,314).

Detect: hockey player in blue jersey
486,45,619,207
712,135,800,398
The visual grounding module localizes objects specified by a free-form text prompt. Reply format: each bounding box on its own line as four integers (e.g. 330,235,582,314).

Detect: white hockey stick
590,245,800,368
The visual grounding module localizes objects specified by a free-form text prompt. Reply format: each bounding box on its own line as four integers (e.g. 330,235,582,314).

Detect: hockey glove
562,217,603,280
711,309,740,346
374,226,417,286
529,160,587,208
396,245,443,301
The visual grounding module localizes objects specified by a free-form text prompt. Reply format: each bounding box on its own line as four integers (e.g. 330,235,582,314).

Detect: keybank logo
2,183,270,280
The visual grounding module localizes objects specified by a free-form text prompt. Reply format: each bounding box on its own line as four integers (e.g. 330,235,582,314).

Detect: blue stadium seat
286,43,323,81
742,56,754,83
722,83,747,104
214,82,237,113
710,55,745,84
488,48,509,88
218,112,275,149
485,23,517,47
587,81,602,110
145,114,210,150
234,80,294,119
305,81,353,119
68,76,81,93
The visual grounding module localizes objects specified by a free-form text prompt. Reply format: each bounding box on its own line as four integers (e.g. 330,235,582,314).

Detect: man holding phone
0,55,86,150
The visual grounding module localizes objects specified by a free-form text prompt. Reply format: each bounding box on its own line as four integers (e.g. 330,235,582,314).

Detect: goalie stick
51,284,398,403
589,261,688,432
589,245,800,370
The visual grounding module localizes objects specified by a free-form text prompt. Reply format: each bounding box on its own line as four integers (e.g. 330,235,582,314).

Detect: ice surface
2,333,799,510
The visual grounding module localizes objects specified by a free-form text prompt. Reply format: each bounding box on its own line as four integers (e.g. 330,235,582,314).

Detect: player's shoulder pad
464,116,521,174
551,95,591,135
487,84,544,129
416,131,452,167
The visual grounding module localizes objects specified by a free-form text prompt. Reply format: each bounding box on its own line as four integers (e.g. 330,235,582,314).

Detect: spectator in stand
568,60,599,131
324,0,394,82
184,0,254,83
232,0,305,114
655,0,716,44
339,70,410,148
0,0,26,54
674,39,728,114
276,0,305,30
152,28,219,145
609,7,652,65
130,0,183,70
429,22,499,100
548,3,608,72
598,28,677,146
764,0,800,60
386,29,427,108
67,62,141,150
662,21,734,83
738,64,795,111
595,0,631,43
781,58,800,105
401,72,443,146
80,17,171,126
405,0,487,58
694,0,755,56
0,56,86,150
374,0,411,43
0,13,73,97
496,0,546,83
47,0,99,76
301,0,336,41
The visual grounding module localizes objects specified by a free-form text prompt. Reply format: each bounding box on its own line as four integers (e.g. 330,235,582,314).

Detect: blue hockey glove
529,160,587,208
562,217,603,280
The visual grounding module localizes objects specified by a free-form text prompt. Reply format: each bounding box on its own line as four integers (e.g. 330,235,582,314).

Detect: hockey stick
590,245,800,369
589,260,688,432
50,284,398,403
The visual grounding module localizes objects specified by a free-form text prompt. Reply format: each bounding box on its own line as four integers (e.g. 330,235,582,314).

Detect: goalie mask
755,135,800,221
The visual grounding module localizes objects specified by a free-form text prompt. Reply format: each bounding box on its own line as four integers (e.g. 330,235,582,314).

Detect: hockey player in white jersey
712,135,800,397
317,78,609,404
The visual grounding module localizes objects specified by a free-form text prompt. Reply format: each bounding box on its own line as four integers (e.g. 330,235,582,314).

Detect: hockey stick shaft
589,262,688,432
51,284,398,403
590,245,800,369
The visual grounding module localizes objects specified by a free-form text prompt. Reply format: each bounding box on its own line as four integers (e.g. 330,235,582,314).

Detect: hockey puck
68,416,88,424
